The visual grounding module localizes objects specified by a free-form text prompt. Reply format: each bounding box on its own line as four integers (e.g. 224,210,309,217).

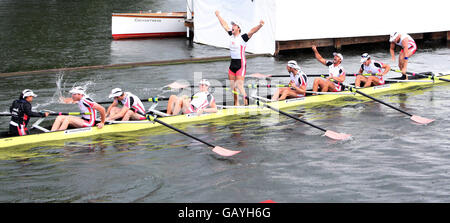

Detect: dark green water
0,0,450,203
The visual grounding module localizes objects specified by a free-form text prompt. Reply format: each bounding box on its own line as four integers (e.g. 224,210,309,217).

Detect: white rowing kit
189,91,214,112
119,92,146,114
326,61,346,91
78,96,97,127
361,60,386,84
289,70,308,97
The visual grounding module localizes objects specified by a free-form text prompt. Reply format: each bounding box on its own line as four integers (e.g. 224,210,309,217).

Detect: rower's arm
106,100,118,116
247,20,264,39
381,63,391,76
202,101,218,113
358,67,364,75
60,97,74,104
333,74,346,83
292,85,306,95
93,103,106,125
23,103,46,118
390,42,396,61
329,69,346,83
215,10,230,32
312,45,327,65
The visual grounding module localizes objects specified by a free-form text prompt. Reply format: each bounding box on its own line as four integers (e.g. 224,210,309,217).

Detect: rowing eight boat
0,73,448,149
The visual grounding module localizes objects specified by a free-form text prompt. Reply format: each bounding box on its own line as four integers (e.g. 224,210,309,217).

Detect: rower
311,45,346,93
106,88,146,121
355,53,391,87
271,60,308,101
9,89,49,136
51,87,106,131
166,79,217,116
215,10,264,106
389,32,417,80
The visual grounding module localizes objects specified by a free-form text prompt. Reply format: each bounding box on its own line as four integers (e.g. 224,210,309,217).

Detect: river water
0,0,449,203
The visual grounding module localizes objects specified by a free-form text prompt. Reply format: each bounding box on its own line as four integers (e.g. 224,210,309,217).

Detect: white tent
193,0,450,55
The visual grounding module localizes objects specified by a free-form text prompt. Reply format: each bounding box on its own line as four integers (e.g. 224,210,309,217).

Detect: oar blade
212,146,241,157
249,73,271,78
324,130,352,141
166,82,189,89
410,115,434,124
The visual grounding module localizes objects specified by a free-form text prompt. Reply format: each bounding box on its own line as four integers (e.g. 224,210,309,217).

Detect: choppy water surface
0,0,449,202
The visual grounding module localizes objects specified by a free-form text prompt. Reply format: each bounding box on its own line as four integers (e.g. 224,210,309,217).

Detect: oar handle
0,112,91,116
183,84,291,89
97,97,170,104
253,73,362,78
48,112,91,116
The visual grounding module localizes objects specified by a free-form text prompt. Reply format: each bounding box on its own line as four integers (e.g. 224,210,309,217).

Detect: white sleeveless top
77,96,97,121
229,32,249,59
119,92,145,114
394,33,415,48
290,70,308,88
326,61,346,79
361,61,384,76
190,91,214,110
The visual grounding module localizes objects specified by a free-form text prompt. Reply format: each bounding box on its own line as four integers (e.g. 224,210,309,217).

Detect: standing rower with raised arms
215,10,264,106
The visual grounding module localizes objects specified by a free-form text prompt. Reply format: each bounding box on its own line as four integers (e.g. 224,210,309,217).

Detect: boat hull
1,74,448,149
111,12,187,40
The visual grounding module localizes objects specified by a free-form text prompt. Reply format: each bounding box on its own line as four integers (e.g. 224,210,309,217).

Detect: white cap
360,53,371,63
22,89,37,98
69,86,86,95
389,32,399,42
199,79,210,86
333,52,344,61
287,60,301,70
231,21,240,28
109,88,123,98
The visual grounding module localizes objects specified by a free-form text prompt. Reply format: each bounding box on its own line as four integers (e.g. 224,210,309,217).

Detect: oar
141,111,240,157
166,81,291,90
97,97,170,105
249,73,364,78
336,81,434,124
390,69,450,82
0,112,91,116
249,96,351,140
226,89,351,140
